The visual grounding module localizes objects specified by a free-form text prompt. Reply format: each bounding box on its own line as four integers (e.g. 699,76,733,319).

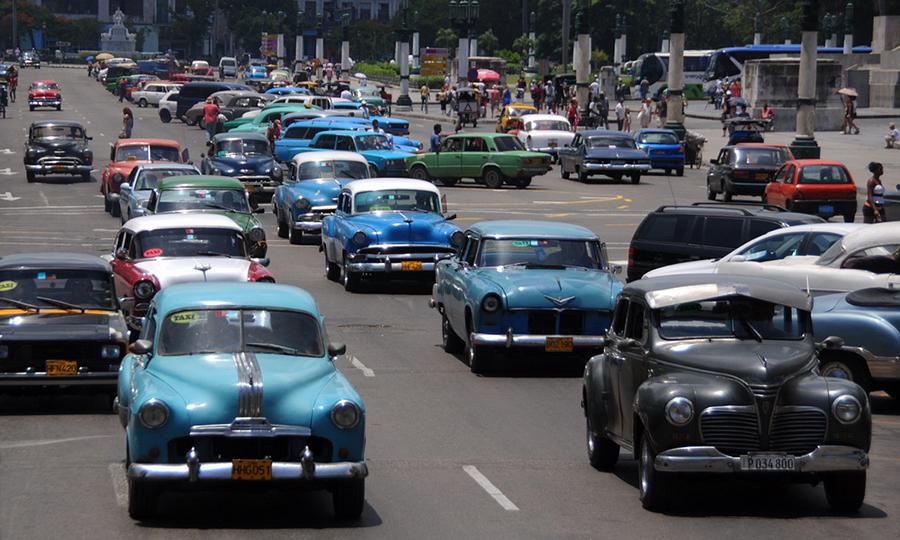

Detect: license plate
545,337,574,352
231,459,272,480
46,360,77,376
401,261,423,271
755,173,769,180
53,165,66,172
818,204,834,215
245,184,254,192
740,454,796,471
612,160,625,165
549,141,558,147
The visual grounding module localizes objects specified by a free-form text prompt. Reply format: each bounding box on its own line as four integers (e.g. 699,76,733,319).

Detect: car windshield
135,169,199,191
509,107,533,116
525,120,570,131
798,165,851,184
298,160,369,180
133,228,246,259
31,82,58,91
354,134,392,150
587,136,636,149
638,132,678,144
116,145,180,162
216,139,271,156
354,189,440,213
0,269,114,311
734,147,790,166
32,126,83,139
736,234,806,262
156,188,250,213
657,298,806,340
478,238,605,269
158,309,323,357
493,136,526,151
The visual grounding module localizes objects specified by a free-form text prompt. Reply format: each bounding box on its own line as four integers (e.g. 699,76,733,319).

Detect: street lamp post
661,30,670,53
340,11,351,79
315,15,324,80
449,0,479,86
823,13,834,47
527,11,536,69
396,3,413,109
789,0,821,159
295,11,304,64
412,11,420,70
781,16,791,44
843,2,855,54
664,0,687,141
753,12,762,45
11,0,17,53
613,14,622,73
574,0,591,118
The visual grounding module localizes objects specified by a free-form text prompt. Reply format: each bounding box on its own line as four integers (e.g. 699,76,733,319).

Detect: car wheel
159,109,171,123
342,254,360,292
706,182,716,200
561,166,570,180
723,190,733,202
127,478,159,520
103,191,111,212
288,225,303,245
109,198,121,218
676,168,684,177
513,177,531,189
276,211,288,239
409,165,430,182
184,115,196,126
483,168,503,189
630,173,641,184
441,177,459,187
465,326,492,374
138,98,148,108
843,212,855,223
586,409,619,470
26,171,35,183
441,313,465,353
29,106,34,111
332,478,365,520
637,430,671,511
824,471,866,513
81,172,92,182
325,250,341,282
819,355,871,393
56,105,61,111
577,167,588,183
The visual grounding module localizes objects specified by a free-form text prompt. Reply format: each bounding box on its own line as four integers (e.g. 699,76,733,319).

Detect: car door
558,133,580,173
617,300,650,445
461,137,488,178
324,190,350,260
602,298,631,439
707,148,727,190
442,234,479,335
801,232,843,257
432,137,463,178
698,215,746,259
109,230,135,300
767,164,790,206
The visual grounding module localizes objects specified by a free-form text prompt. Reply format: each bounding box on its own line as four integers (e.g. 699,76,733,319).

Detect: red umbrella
476,69,500,82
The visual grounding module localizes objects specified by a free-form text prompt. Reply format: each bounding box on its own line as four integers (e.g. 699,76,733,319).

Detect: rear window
798,165,851,184
748,219,780,238
734,147,790,166
638,132,678,145
637,214,694,243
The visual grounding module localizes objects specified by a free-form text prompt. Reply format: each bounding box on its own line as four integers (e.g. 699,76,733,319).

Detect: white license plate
740,454,796,471
818,204,834,215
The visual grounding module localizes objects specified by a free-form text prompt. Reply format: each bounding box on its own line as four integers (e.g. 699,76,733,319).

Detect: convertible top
628,274,812,311
845,287,900,308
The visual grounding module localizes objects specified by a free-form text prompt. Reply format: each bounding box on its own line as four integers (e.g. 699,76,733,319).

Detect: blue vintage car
273,151,371,244
331,101,410,136
118,163,200,223
200,132,283,204
297,130,413,177
322,179,463,291
246,64,268,80
275,119,422,162
812,287,900,398
264,86,312,96
634,128,685,176
431,220,623,373
117,282,367,520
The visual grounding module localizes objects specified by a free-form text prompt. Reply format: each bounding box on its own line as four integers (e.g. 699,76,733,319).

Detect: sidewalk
687,106,900,121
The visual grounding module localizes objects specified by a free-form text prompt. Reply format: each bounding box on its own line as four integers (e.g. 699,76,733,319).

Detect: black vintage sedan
582,274,871,512
557,130,650,184
23,120,93,182
706,144,794,201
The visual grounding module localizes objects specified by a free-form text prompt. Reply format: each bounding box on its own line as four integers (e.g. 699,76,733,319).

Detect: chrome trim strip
839,346,900,380
234,352,264,417
654,445,869,473
348,261,438,272
471,333,605,348
190,417,311,438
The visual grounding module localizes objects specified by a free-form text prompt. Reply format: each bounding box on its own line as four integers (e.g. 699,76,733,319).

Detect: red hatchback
764,160,857,222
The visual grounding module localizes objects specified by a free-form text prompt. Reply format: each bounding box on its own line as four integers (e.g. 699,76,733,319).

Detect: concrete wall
869,68,900,107
744,58,843,132
872,16,900,54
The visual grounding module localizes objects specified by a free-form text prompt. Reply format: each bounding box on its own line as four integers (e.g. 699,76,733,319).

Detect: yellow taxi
496,103,538,132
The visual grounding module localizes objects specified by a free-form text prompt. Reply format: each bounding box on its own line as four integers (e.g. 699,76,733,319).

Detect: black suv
627,203,825,282
24,121,93,183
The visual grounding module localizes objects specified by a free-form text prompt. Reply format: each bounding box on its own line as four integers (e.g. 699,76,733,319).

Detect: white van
219,57,237,78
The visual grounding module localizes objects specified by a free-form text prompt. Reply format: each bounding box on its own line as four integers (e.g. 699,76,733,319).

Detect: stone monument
100,9,136,56
743,58,843,132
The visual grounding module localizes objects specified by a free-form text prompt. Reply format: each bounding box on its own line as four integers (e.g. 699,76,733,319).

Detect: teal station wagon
117,283,367,520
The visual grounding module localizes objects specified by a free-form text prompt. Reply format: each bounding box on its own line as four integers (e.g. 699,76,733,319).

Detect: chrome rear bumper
471,332,605,349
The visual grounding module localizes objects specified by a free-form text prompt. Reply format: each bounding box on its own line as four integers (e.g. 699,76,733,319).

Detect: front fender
126,371,189,463
814,311,900,358
311,373,366,462
584,353,615,433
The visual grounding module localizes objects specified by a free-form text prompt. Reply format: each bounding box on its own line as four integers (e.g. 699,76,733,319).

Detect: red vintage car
101,138,189,217
28,80,62,111
764,159,857,222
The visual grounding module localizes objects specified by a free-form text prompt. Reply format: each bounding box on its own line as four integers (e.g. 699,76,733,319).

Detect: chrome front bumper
348,261,438,272
655,445,869,473
292,207,335,233
471,332,605,349
347,250,453,273
29,99,61,106
25,163,91,174
583,162,651,172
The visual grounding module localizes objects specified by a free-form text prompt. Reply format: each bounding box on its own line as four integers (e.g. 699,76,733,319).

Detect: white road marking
0,204,102,210
108,463,129,507
39,191,49,206
99,132,105,137
0,192,21,201
350,356,375,377
462,465,519,511
0,169,16,176
0,435,115,449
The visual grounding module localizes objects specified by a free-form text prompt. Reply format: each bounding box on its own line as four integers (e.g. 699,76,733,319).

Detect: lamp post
527,11,536,69
315,15,324,80
661,30,670,53
396,2,413,109
789,0,821,159
823,13,834,47
781,16,791,44
295,10,304,64
613,14,622,73
412,10,420,70
664,0,686,141
753,12,762,45
574,0,591,118
340,11,351,79
843,2,855,54
11,0,17,53
449,0,479,85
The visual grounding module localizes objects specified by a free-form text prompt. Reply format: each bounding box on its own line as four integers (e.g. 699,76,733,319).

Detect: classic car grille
769,408,827,455
700,408,760,455
37,156,81,167
701,406,827,456
359,245,456,255
2,341,110,372
526,309,585,335
749,383,779,400
168,435,333,463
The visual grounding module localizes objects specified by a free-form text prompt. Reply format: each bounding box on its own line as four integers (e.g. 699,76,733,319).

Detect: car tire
441,313,465,354
441,178,459,187
665,169,671,176
81,172,92,182
325,251,341,282
483,168,503,189
819,355,871,393
342,254,360,292
637,430,671,512
138,98,148,108
109,198,121,218
332,478,365,520
843,212,855,223
103,191,111,212
26,171,35,183
586,410,619,470
706,182,716,200
630,173,641,184
288,225,303,245
723,190,733,202
159,109,171,123
276,211,288,239
676,168,684,177
513,177,531,189
824,471,866,513
577,167,588,183
409,165,430,182
610,173,622,182
561,167,570,180
127,478,159,520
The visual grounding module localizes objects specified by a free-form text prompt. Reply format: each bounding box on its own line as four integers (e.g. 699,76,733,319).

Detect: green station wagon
406,133,552,189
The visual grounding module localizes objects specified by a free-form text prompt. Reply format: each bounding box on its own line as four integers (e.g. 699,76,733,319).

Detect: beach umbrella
476,69,500,82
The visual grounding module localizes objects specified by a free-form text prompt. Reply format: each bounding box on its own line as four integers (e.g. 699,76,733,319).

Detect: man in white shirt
589,77,600,99
886,122,900,149
615,99,625,131
340,88,352,101
370,119,385,134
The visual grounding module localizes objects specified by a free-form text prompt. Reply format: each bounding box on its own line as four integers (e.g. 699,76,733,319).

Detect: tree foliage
477,29,498,55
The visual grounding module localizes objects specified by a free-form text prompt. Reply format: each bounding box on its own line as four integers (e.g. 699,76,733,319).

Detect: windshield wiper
500,262,567,269
195,251,234,259
0,297,41,310
246,342,303,355
737,317,764,342
34,296,93,312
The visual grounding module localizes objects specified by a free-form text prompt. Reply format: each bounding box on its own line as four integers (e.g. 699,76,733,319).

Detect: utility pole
561,0,570,69
12,0,18,52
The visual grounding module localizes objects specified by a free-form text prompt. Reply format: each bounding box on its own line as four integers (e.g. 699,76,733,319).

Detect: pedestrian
614,79,626,102
121,107,134,138
639,78,650,101
736,104,750,118
729,79,741,98
597,91,609,129
637,98,653,129
117,77,127,102
370,119,385,134
202,97,220,141
502,87,511,107
448,86,458,117
420,83,430,112
430,123,442,152
340,87,352,100
588,97,600,128
615,99,625,131
534,82,544,111
566,99,579,131
380,86,392,116
623,105,633,133
490,86,500,117
266,118,282,151
886,122,900,148
843,95,859,135
656,94,668,127
440,89,448,115
544,82,555,114
589,76,600,101
721,93,733,137
863,162,885,223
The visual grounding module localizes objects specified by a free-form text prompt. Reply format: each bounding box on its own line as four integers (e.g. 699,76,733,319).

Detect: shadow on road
871,393,900,415
0,391,114,415
26,174,94,185
448,348,587,378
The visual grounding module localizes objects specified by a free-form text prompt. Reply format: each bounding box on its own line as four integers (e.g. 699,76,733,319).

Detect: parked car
352,86,388,115
171,81,249,121
245,64,269,80
583,273,870,512
117,163,201,223
321,179,463,291
273,151,371,244
510,114,574,161
157,90,179,123
297,130,413,177
330,101,410,136
634,128,685,176
144,175,267,258
627,203,825,282
117,282,365,520
108,214,273,329
225,104,315,133
707,143,795,201
101,138,189,217
764,160,857,222
27,80,61,111
557,130,651,184
200,132,282,205
406,133,551,189
131,82,182,108
268,94,332,109
183,90,271,126
275,118,421,162
23,120,93,183
0,253,128,390
19,51,40,68
496,103,537,132
218,56,237,77
264,86,313,96
431,220,622,373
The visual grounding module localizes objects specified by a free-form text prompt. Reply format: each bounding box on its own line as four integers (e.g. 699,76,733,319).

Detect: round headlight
272,166,283,179
832,394,862,424
248,227,266,242
293,197,311,211
664,397,694,426
450,230,464,248
113,172,124,184
330,400,361,430
481,294,501,313
133,280,156,299
352,231,368,247
138,399,169,429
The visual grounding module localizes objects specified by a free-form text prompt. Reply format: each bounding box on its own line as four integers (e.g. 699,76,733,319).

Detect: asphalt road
0,67,898,540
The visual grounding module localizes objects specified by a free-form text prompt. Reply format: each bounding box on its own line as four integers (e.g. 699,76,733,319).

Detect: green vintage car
406,133,552,189
144,175,268,257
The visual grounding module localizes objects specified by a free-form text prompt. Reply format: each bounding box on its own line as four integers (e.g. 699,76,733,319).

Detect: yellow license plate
545,337,574,352
401,261,423,271
53,165,66,172
549,142,558,148
755,173,769,180
231,459,272,481
46,360,77,376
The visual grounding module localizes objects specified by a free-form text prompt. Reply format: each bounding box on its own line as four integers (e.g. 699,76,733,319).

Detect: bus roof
712,44,872,55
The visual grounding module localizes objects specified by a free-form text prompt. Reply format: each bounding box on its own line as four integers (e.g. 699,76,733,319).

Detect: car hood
653,340,814,387
209,155,276,171
477,268,620,309
29,139,85,152
135,257,251,288
0,310,124,340
287,179,342,206
29,89,60,98
643,259,719,278
585,148,647,160
362,149,412,160
350,212,455,245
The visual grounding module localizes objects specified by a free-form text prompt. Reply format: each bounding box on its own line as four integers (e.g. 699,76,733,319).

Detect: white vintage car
513,114,574,161
715,221,900,295
131,82,182,108
157,90,179,123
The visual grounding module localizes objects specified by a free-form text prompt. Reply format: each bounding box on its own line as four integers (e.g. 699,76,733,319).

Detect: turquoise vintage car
430,220,622,373
117,282,367,520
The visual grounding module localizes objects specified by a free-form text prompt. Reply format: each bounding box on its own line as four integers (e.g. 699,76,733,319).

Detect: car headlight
211,167,222,175
82,150,93,163
330,399,361,430
293,197,311,211
272,166,283,179
101,344,121,359
481,294,501,313
138,399,169,429
450,230,464,248
664,397,694,426
0,345,7,359
352,231,368,247
248,227,266,242
832,394,862,424
133,280,156,299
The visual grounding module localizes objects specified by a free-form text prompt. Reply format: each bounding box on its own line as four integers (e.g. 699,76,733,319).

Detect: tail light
676,145,684,153
628,247,635,268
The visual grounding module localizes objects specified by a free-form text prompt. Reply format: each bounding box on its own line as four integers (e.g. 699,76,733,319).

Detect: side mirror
817,335,845,352
710,158,719,165
610,264,623,275
120,182,131,192
109,145,115,161
328,342,346,358
86,136,93,141
130,339,153,355
729,255,747,263
253,207,265,214
252,257,270,267
445,213,457,221
115,248,130,261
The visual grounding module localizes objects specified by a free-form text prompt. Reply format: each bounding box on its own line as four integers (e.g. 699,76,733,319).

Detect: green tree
477,29,498,55
434,27,457,49
511,34,534,59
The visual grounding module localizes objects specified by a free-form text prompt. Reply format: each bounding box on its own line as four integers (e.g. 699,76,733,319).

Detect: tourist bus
630,50,714,100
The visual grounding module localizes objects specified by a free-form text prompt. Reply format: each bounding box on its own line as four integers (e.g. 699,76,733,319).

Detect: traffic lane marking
463,465,519,511
108,463,128,507
350,355,375,377
0,435,116,450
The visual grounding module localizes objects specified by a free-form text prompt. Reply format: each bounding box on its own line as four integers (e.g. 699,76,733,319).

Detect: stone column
316,37,324,60
469,38,478,57
664,0,686,141
457,36,469,84
296,35,304,61
276,34,285,67
574,1,591,119
398,40,411,108
612,15,622,74
843,2,854,54
789,0,821,159
412,32,420,68
341,40,350,76
528,11,536,69
753,13,762,45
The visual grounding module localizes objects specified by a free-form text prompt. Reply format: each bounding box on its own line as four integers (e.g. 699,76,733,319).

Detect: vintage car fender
309,372,367,462
125,372,190,463
583,353,618,435
813,308,900,360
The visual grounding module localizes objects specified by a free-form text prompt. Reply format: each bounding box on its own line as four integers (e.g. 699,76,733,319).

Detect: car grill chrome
769,408,827,455
37,156,81,166
700,407,760,455
701,405,827,456
749,383,779,400
523,309,586,335
1,341,113,371
168,435,332,463
358,245,456,256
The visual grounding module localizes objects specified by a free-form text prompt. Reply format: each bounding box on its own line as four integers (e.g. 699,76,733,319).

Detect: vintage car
109,214,273,329
183,90,272,126
131,82,182,108
117,163,201,223
634,128,685,176
707,143,795,201
321,179,463,291
496,103,538,132
19,51,40,68
245,64,269,80
330,101,410,136
224,104,314,132
265,86,314,96
117,282,365,519
297,131,413,177
0,253,128,390
557,130,651,184
200,133,282,205
509,114,574,160
352,86,388,115
269,94,333,109
101,138,190,217
23,121,93,183
157,90,179,123
431,220,622,373
27,80,61,111
275,119,421,162
583,274,871,512
273,151,371,244
406,133,551,189
144,175,267,258
764,160,857,222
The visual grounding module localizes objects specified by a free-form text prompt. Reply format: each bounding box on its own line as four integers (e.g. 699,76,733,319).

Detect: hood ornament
194,263,212,281
544,295,575,307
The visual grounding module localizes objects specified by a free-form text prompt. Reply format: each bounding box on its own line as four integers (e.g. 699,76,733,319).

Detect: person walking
863,162,886,223
597,91,609,129
588,97,600,128
202,97,220,141
121,108,134,138
637,98,653,129
502,87,511,108
544,82,555,114
430,124,442,152
566,99,579,131
656,94,668,127
623,104,633,133
721,93,733,137
420,84,430,112
117,77,128,102
615,99,625,131
8,66,16,103
886,122,900,148
639,78,650,101
843,95,860,135
266,118,282,151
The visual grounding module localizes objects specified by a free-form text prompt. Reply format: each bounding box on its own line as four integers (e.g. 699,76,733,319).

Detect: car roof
651,203,824,223
0,252,110,273
520,114,569,122
124,213,241,234
133,163,199,173
211,131,268,143
211,90,268,99
29,120,84,128
116,138,181,147
156,174,245,190
155,283,319,317
468,220,597,240
835,221,900,252
625,273,813,311
181,81,249,90
580,130,632,138
635,128,677,134
784,159,848,168
735,143,791,149
318,130,381,137
448,132,512,139
290,151,369,165
345,178,439,195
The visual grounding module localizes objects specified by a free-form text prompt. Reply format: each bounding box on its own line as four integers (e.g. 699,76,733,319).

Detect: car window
354,189,440,214
737,232,805,262
638,132,678,145
493,136,526,151
216,139,270,156
638,214,694,243
586,136,636,149
313,135,336,149
798,165,852,185
773,165,791,183
463,138,487,152
748,219,780,239
463,237,479,265
572,134,582,148
156,188,250,213
611,299,629,336
625,303,646,341
841,244,900,269
134,228,246,258
336,136,354,151
658,298,806,340
441,138,462,152
0,269,115,309
804,233,842,256
703,217,744,248
477,238,605,269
